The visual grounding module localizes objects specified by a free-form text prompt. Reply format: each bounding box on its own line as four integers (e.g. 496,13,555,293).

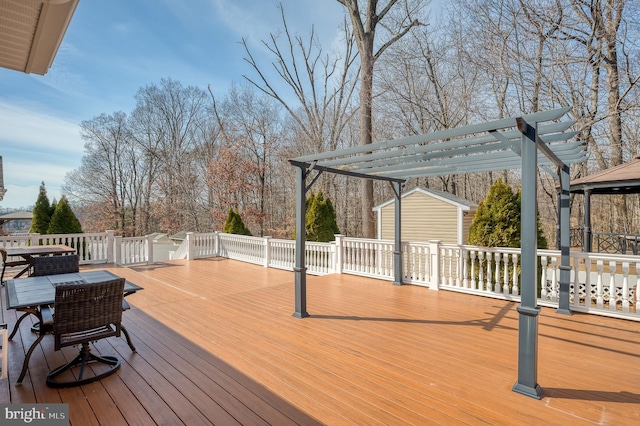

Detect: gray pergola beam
307,123,577,170
373,150,587,179
293,107,572,163
314,135,583,178
335,145,586,179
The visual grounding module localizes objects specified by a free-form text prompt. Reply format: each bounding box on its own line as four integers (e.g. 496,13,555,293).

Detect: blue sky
0,0,347,210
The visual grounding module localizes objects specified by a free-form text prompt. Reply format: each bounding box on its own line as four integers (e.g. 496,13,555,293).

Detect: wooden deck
1,258,639,425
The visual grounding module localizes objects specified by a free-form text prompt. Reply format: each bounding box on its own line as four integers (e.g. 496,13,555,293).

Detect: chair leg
17,334,46,384
46,343,121,388
121,325,136,352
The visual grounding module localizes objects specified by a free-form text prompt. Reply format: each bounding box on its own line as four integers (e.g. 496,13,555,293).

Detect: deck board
1,257,639,425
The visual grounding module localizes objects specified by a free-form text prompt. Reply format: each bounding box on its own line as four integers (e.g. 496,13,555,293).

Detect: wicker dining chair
13,254,81,337
46,277,125,388
30,253,79,276
14,277,126,387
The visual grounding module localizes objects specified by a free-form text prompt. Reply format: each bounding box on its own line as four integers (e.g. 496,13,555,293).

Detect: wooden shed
373,187,477,245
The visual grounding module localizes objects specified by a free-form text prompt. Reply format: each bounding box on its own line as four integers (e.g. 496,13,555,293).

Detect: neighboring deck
1,258,639,425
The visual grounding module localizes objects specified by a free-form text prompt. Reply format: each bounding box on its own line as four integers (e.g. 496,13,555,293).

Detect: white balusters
462,249,469,288
511,253,519,296
596,260,604,309
550,256,558,302
470,250,477,290
584,258,592,308
494,252,501,293
540,256,548,299
502,253,510,295
622,262,630,312
572,257,581,308
608,261,617,311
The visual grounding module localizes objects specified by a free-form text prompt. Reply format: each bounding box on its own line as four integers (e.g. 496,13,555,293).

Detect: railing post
186,232,195,260
264,236,272,268
147,234,154,264
428,240,441,290
334,234,344,274
30,233,40,246
114,235,122,265
106,230,115,263
214,231,220,256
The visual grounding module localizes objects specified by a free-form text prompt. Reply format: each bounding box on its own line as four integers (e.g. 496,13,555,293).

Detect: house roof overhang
290,107,586,182
0,0,79,75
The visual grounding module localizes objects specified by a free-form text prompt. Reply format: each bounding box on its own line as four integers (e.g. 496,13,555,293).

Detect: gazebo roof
0,210,32,226
570,155,640,195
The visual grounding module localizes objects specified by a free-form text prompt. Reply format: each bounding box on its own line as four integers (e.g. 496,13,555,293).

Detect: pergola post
392,181,403,286
557,165,572,315
583,188,592,252
293,166,309,318
512,118,543,399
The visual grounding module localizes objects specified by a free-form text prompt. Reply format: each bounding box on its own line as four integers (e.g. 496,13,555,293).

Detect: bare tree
131,78,211,234
242,4,361,234
208,84,284,236
64,112,133,233
336,0,425,237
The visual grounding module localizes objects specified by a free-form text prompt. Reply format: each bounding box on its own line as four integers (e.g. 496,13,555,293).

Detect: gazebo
289,107,587,399
570,155,640,253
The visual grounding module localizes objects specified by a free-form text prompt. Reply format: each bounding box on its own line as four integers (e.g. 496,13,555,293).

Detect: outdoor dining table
3,244,76,279
5,270,143,339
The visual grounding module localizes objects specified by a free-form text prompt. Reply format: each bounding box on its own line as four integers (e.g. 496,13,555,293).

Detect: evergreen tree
49,198,58,220
47,196,83,234
222,208,252,236
469,179,547,249
305,191,340,242
30,182,52,234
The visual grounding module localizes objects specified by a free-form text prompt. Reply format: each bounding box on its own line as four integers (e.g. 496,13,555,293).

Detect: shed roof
373,187,477,212
570,155,640,194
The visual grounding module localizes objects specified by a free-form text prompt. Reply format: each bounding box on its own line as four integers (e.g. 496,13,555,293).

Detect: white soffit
0,0,79,75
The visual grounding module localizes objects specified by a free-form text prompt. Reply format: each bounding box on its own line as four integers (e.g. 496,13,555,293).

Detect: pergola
289,106,587,399
570,155,640,252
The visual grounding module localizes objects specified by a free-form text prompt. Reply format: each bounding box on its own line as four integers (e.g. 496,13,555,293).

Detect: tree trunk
360,40,375,238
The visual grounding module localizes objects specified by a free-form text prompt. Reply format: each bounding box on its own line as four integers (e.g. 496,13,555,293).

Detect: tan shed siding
379,193,460,244
462,210,476,244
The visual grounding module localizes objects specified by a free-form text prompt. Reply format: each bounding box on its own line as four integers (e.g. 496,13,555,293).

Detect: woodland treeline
63,0,640,243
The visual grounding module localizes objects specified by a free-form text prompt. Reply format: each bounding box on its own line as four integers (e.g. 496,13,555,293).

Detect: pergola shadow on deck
2,259,639,425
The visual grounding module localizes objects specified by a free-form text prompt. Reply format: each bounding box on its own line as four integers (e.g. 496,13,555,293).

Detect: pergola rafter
289,106,587,400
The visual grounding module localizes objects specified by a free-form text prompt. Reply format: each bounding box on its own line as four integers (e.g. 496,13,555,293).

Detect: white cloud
0,102,84,209
2,183,42,210
0,101,84,155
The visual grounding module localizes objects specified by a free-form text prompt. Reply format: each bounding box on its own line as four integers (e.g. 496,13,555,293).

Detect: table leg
8,308,37,340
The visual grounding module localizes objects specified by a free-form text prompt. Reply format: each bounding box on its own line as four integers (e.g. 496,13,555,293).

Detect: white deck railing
2,231,638,321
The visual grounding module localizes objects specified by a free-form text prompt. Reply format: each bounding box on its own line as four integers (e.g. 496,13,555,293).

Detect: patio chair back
52,278,124,351
31,254,79,276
